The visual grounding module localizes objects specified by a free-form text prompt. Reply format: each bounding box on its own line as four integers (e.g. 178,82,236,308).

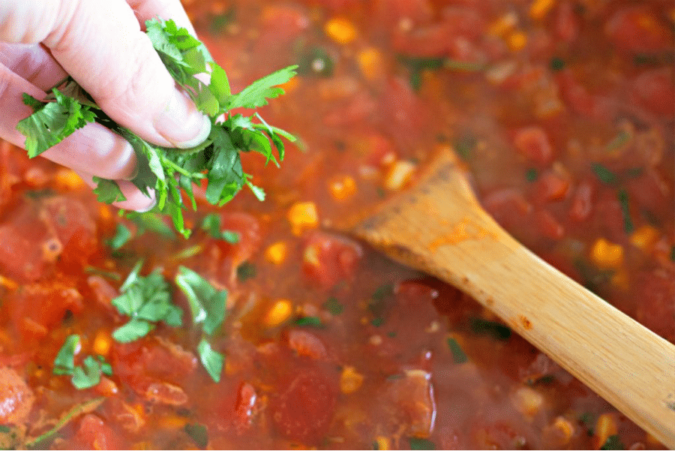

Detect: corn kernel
375,437,390,450
93,331,112,356
340,366,364,394
265,241,288,264
507,31,528,51
630,225,659,251
357,47,385,81
324,17,358,44
590,238,624,269
55,169,86,190
553,416,575,444
287,201,319,235
384,160,416,191
530,0,556,20
611,268,629,290
0,275,18,291
158,415,189,429
329,175,357,201
265,299,293,327
280,76,300,94
512,386,544,418
594,413,618,449
488,12,518,36
98,205,112,222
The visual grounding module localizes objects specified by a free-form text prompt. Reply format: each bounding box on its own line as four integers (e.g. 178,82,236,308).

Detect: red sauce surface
0,0,673,449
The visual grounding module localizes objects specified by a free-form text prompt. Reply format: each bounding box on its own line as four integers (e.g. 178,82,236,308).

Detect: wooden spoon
348,147,675,448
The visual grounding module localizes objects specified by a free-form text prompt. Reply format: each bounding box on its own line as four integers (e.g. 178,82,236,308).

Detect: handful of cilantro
16,19,297,238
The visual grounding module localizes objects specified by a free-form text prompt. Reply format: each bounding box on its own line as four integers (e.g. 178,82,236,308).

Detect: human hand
0,0,211,211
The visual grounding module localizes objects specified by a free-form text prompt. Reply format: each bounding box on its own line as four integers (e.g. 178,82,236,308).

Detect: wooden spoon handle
352,149,675,448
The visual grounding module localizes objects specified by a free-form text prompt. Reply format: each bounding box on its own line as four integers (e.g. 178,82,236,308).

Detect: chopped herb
574,258,614,294
84,266,121,281
409,437,436,450
323,297,344,315
18,19,296,239
446,337,468,364
53,336,112,390
550,57,566,71
105,223,132,250
600,435,625,450
387,331,397,338
295,316,323,328
24,397,106,449
398,55,445,91
606,130,631,152
111,261,182,343
454,134,477,161
372,283,394,302
525,168,538,182
171,245,204,260
376,187,386,199
185,423,209,449
0,426,11,434
370,317,384,327
470,318,511,341
208,8,236,34
175,266,227,336
201,213,240,243
617,189,634,233
526,374,555,386
126,211,176,238
591,163,616,185
670,246,675,262
298,47,335,77
197,338,225,383
372,441,379,450
236,262,257,281
625,167,644,178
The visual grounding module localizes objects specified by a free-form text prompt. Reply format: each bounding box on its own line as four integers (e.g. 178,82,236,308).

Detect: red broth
0,0,673,449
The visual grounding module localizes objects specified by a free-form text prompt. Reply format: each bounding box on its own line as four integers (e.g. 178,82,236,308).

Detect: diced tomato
384,370,436,438
0,206,51,282
302,231,362,289
554,2,580,43
605,6,673,53
625,168,670,222
41,197,97,266
569,179,595,222
473,420,532,449
630,69,675,118
374,0,433,27
270,368,338,443
252,5,310,58
555,70,612,120
0,367,34,425
592,189,628,243
534,210,565,240
286,329,328,360
323,91,377,127
358,132,397,168
87,275,119,313
513,127,555,166
215,212,263,267
533,171,570,203
377,77,431,149
635,267,675,342
73,414,122,450
7,280,84,339
234,382,258,433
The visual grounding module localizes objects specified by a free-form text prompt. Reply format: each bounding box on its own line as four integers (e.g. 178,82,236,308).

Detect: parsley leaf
17,19,296,239
295,316,323,328
106,223,132,250
617,189,634,234
446,337,468,364
175,266,227,336
591,163,616,185
53,336,113,390
184,423,209,449
71,356,108,390
53,335,79,376
201,213,240,243
197,338,225,383
17,90,96,158
409,438,436,450
470,318,512,341
600,435,625,450
236,262,257,281
111,261,182,343
323,297,344,315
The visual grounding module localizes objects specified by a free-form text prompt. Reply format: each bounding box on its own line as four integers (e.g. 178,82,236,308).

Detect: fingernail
154,90,212,149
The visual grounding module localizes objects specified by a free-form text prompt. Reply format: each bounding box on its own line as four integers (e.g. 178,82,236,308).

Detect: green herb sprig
17,19,297,238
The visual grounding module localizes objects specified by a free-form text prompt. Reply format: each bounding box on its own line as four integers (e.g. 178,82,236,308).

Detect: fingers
0,42,67,91
76,170,157,212
0,63,137,181
0,0,211,149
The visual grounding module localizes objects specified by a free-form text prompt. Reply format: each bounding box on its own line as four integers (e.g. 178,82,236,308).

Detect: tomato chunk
513,127,554,166
635,267,675,342
0,367,34,425
302,231,362,289
73,414,122,450
605,6,673,53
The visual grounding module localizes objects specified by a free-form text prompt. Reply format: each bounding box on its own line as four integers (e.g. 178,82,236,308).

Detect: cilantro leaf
17,90,96,158
185,422,209,449
71,356,106,390
201,213,240,243
446,337,468,364
295,316,323,328
17,19,296,239
323,297,344,315
111,263,182,342
197,338,225,383
409,438,436,450
106,223,132,250
53,335,79,376
175,266,227,336
600,435,625,450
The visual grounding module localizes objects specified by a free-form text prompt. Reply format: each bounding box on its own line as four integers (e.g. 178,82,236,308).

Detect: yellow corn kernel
93,331,112,357
512,386,544,418
590,238,624,269
0,275,18,290
488,12,518,37
530,0,556,20
611,268,629,290
98,204,113,222
280,76,300,95
552,416,575,444
375,437,390,450
384,160,416,191
265,241,288,265
287,202,319,235
324,17,358,45
54,168,86,190
630,225,659,251
265,299,293,327
594,413,618,449
357,47,385,81
158,415,189,429
329,175,357,201
507,31,528,51
340,366,364,394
